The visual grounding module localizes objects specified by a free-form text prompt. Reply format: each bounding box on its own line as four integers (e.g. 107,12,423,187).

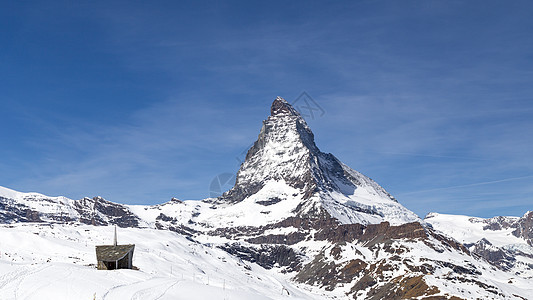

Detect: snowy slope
0,186,74,215
426,212,533,279
0,223,323,300
425,213,526,247
0,186,21,199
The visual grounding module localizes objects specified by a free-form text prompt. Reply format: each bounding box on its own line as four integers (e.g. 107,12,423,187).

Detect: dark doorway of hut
103,261,117,270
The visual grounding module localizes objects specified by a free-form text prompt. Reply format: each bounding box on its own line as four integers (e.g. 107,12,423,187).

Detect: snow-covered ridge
425,212,533,279
0,186,143,227
0,186,22,199
0,185,66,202
425,213,526,247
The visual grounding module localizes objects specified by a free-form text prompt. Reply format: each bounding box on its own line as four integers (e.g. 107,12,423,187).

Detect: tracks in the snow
103,277,182,300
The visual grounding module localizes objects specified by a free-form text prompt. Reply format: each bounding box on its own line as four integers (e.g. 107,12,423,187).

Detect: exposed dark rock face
154,212,199,238
513,211,533,246
314,223,366,243
74,197,140,227
360,222,427,247
465,238,515,271
156,213,176,223
246,232,307,245
0,195,141,227
314,221,427,245
428,231,470,254
295,252,368,291
290,220,494,298
363,275,445,300
479,212,533,246
222,98,320,204
0,197,42,223
256,197,282,206
482,216,518,231
218,243,301,272
433,260,481,276
207,211,340,242
219,97,399,223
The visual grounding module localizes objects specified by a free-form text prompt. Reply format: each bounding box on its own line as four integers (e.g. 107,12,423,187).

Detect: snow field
0,223,319,300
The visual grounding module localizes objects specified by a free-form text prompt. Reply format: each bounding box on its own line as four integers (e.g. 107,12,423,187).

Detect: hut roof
96,244,135,261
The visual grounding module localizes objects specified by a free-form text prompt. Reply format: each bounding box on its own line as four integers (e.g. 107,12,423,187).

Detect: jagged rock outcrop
513,211,533,246
465,238,515,271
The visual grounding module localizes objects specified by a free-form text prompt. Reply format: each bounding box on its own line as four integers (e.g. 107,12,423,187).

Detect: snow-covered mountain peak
219,97,419,225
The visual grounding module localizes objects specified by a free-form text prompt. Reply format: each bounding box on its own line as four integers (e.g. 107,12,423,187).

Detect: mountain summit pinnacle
271,96,301,117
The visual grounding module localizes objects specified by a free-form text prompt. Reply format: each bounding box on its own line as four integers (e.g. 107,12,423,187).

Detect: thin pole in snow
113,225,117,246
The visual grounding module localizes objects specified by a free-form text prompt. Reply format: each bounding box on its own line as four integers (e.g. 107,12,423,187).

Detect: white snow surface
0,223,323,300
320,163,420,226
127,180,307,230
425,213,528,248
0,186,21,199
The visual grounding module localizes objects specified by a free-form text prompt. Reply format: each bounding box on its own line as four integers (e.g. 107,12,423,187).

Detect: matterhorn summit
219,96,419,226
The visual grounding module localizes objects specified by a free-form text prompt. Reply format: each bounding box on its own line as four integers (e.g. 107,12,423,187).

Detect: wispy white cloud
398,175,533,196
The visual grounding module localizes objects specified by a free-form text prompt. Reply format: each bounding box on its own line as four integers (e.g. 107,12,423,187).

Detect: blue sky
1,1,532,218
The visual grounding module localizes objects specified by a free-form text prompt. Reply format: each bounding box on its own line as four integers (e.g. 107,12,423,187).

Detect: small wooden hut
96,226,135,270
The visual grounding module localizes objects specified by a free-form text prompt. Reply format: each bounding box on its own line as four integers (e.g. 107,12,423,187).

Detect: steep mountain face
1,98,532,299
221,96,418,226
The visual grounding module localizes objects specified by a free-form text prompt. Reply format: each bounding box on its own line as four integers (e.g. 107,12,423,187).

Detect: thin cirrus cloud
13,97,263,204
309,91,533,218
